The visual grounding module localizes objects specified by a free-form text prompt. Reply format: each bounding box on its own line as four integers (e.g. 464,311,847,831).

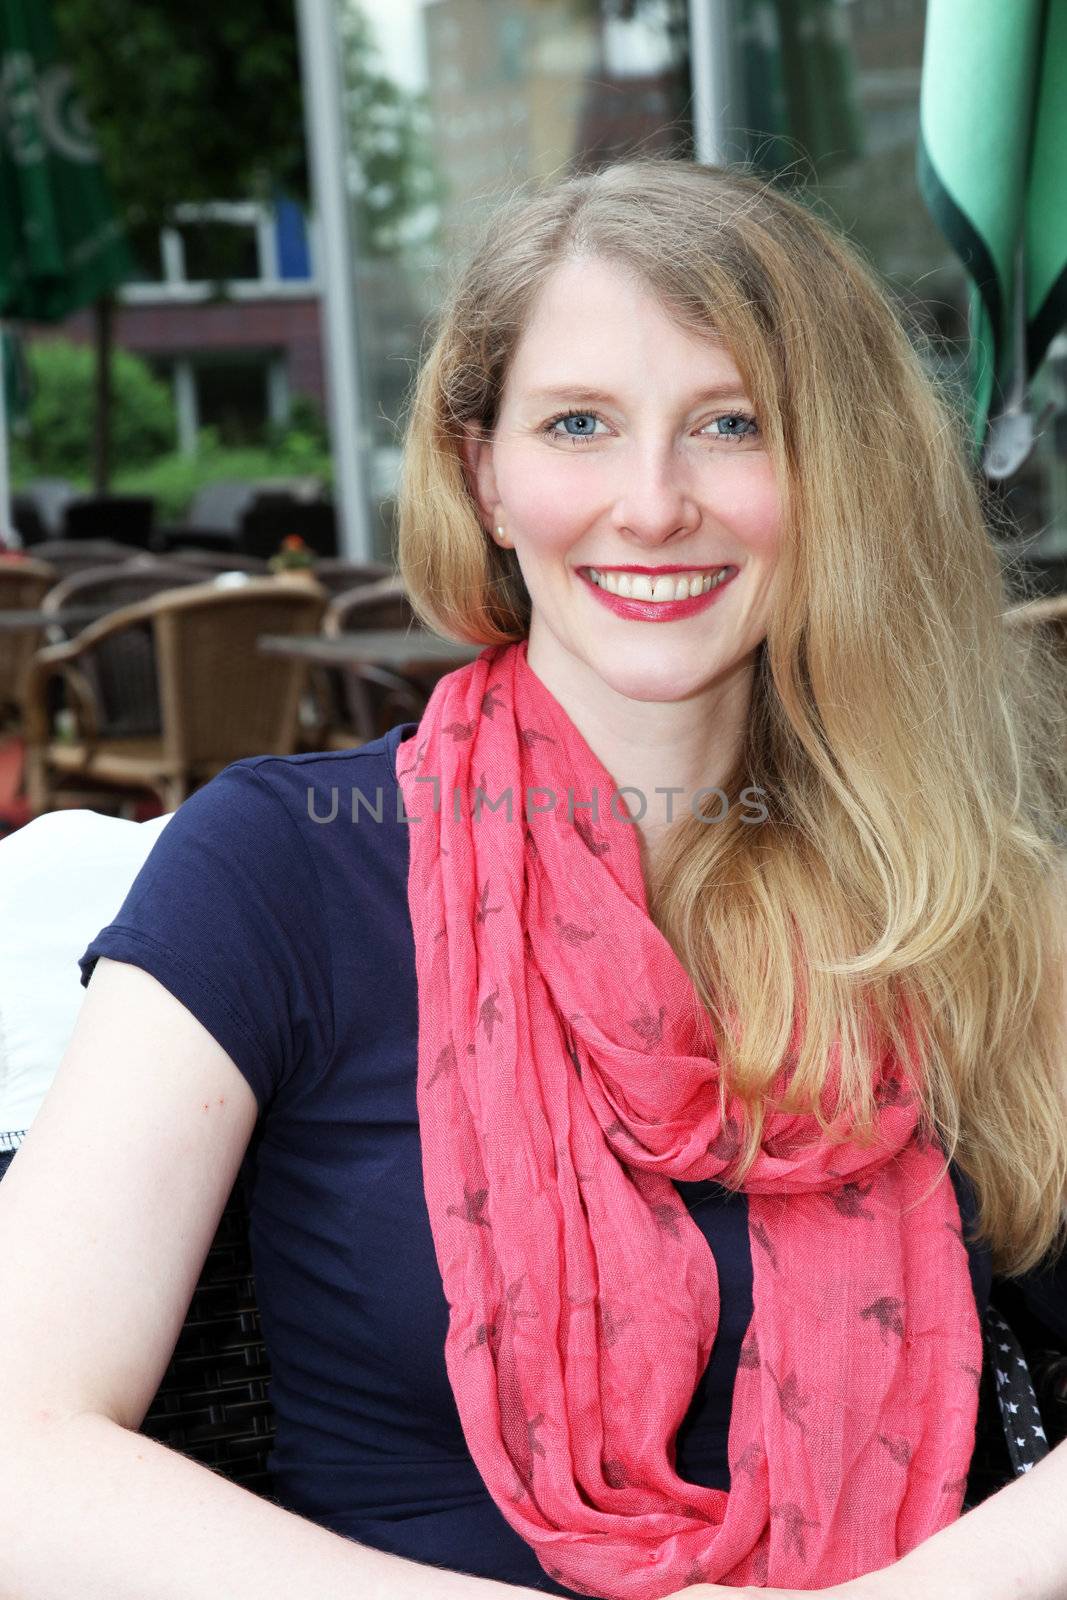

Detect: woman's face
463,254,782,707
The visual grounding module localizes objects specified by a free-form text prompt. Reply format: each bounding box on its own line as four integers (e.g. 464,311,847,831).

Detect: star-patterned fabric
985,1305,1050,1475
397,639,984,1597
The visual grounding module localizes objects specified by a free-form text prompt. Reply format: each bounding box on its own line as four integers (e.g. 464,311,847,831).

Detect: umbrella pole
0,323,11,545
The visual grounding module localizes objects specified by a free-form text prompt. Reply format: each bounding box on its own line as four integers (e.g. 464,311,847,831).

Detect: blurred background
0,0,1064,826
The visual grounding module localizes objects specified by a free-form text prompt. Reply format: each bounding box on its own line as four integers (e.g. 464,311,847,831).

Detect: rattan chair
322,575,416,637
0,1147,276,1494
38,562,208,744
42,561,204,626
138,1171,278,1496
299,577,423,749
22,578,326,813
0,558,57,727
28,540,139,580
311,559,393,599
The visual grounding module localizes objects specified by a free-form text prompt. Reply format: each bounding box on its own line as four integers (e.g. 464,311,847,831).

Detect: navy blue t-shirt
77,720,1043,1595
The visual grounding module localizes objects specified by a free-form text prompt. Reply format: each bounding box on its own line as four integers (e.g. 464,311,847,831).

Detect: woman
0,158,1064,1598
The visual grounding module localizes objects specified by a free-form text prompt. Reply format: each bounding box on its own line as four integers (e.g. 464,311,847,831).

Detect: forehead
504,255,743,397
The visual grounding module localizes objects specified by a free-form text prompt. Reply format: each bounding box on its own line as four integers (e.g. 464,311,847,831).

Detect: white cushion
0,810,171,1139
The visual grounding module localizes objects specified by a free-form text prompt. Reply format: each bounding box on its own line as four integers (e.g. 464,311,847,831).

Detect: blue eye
541,407,760,444
543,410,603,441
708,413,759,440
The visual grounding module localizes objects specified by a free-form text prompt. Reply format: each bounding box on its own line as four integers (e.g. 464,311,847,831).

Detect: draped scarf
395,638,981,1597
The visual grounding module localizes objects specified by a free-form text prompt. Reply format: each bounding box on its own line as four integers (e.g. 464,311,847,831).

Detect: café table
257,630,481,672
258,630,480,744
0,604,122,634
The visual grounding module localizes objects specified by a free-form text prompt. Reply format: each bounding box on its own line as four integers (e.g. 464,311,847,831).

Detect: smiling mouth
579,566,734,602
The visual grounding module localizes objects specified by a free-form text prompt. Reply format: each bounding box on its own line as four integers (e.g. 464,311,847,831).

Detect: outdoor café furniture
22,578,326,814
25,538,140,579
0,604,131,634
169,548,270,576
258,629,479,748
62,494,156,550
43,560,203,625
285,576,420,746
0,1141,277,1495
258,630,480,673
38,562,207,739
0,558,56,725
310,558,393,598
137,1170,278,1496
323,574,417,635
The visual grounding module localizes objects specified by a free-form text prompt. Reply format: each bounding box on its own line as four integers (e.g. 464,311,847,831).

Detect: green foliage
51,1,308,227
11,424,334,523
112,429,334,522
16,339,175,477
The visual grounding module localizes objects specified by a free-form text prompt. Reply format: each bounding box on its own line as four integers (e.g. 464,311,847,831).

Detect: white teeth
586,567,730,603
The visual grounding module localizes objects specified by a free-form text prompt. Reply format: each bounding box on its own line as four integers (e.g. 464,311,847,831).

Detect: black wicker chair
137,1170,278,1497
0,1150,277,1495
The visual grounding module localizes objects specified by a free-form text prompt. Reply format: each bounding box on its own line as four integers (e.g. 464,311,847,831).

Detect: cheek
495,455,602,552
714,460,782,560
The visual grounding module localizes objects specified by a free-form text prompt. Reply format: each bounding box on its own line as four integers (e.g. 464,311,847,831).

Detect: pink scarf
396,639,981,1596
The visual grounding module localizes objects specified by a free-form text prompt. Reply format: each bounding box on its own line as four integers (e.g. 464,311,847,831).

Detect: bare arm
856,1436,1067,1600
0,958,542,1600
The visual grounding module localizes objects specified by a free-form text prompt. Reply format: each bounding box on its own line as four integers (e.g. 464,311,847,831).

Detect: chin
585,658,721,704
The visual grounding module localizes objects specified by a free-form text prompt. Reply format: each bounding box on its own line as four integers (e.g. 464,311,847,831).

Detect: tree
49,1,309,489
52,2,308,227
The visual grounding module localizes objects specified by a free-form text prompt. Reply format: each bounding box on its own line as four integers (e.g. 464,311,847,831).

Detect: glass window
180,219,261,286
719,0,1065,577
336,1,1065,576
195,356,271,446
126,219,165,285
341,0,693,562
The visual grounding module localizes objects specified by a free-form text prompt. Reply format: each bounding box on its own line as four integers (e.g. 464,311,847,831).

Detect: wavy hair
396,157,1067,1273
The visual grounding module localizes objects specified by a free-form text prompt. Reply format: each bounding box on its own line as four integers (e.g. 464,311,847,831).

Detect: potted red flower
269,534,317,582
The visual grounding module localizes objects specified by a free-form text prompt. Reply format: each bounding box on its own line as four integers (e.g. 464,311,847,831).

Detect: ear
460,423,501,531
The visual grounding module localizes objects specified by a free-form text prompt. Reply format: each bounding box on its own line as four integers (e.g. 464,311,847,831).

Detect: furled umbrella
0,0,134,530
918,0,1067,479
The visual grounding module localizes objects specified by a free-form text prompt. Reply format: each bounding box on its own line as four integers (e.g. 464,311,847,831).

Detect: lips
577,565,737,621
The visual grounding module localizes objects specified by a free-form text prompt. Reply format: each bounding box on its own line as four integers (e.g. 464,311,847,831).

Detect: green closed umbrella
918,0,1067,477
0,0,134,530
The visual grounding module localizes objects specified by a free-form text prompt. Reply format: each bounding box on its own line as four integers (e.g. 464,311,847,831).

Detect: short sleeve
79,761,334,1113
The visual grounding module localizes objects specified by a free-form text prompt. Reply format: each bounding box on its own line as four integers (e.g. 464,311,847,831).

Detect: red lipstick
577,566,736,622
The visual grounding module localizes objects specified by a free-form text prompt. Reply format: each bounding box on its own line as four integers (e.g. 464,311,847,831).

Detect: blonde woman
0,159,1064,1599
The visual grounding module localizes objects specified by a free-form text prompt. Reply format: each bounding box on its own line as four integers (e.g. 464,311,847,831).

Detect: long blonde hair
396,158,1067,1274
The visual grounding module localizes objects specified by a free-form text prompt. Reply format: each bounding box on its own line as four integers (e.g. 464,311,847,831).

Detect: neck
523,632,756,887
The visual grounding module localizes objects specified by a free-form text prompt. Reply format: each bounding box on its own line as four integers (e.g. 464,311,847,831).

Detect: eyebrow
523,383,751,407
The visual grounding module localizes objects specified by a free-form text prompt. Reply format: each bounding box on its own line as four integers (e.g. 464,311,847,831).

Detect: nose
609,446,701,547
